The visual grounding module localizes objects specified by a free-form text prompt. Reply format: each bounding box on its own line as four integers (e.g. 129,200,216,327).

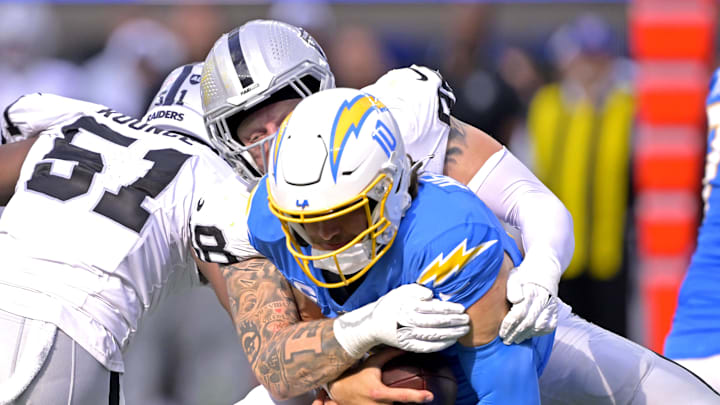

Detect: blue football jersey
665,68,720,358
248,173,523,314
248,173,553,404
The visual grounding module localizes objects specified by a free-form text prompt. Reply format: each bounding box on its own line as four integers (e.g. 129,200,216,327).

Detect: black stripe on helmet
227,28,255,89
163,64,193,106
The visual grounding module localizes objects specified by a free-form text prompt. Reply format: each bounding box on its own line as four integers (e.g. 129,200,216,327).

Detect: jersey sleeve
190,176,261,264
362,65,456,174
407,222,504,308
1,93,102,143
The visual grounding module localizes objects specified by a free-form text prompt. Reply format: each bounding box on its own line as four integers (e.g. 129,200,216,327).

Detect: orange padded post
635,192,699,257
630,0,716,64
640,256,688,353
635,62,709,127
634,125,704,192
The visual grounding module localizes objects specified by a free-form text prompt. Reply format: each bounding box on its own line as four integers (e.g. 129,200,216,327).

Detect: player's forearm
221,259,355,400
251,317,356,399
465,148,573,294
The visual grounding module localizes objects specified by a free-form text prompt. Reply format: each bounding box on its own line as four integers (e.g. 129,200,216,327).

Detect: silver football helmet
201,19,334,184
143,62,210,146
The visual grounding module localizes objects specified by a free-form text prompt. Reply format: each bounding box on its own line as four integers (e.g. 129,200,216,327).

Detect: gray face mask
311,239,373,276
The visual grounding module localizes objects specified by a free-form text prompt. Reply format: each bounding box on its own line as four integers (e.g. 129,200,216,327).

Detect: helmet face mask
267,88,411,288
201,20,335,184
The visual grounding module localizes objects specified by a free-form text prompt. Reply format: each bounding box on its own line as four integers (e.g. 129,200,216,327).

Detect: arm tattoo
444,116,469,169
221,259,356,399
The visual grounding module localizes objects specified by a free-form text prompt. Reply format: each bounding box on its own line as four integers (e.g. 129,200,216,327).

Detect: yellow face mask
267,174,397,288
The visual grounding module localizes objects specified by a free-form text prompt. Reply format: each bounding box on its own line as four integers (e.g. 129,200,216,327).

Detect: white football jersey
190,175,260,264
0,93,241,372
191,65,457,265
362,64,456,174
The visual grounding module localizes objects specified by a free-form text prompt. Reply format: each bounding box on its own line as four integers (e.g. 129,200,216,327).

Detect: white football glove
333,283,470,358
499,267,559,345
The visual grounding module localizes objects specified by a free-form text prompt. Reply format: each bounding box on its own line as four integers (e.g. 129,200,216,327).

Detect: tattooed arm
443,116,502,185
221,258,356,400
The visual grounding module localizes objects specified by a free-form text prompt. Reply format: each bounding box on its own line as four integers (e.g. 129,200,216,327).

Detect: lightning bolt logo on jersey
418,239,497,288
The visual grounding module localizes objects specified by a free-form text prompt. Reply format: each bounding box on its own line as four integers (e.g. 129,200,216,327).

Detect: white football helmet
201,19,335,184
142,62,210,146
267,88,411,288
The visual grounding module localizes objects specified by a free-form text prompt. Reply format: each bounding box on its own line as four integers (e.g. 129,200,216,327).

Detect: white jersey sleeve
362,65,456,174
2,93,102,143
0,99,238,371
190,177,262,264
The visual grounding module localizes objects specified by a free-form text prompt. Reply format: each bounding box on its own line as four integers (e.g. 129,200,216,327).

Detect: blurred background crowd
0,1,711,404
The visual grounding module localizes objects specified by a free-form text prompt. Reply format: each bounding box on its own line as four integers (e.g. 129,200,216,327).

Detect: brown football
381,352,457,405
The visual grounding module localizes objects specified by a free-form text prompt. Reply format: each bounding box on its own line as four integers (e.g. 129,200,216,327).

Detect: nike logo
197,198,205,211
409,67,428,81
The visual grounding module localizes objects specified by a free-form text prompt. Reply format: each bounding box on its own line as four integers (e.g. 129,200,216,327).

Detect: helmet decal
330,94,387,182
272,111,293,183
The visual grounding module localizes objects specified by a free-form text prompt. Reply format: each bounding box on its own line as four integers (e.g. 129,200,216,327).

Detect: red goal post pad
635,191,699,257
630,0,716,63
633,124,704,192
636,62,710,127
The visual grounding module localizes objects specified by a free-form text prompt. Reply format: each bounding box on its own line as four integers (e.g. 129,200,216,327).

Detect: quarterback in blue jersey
246,88,554,404
665,67,720,391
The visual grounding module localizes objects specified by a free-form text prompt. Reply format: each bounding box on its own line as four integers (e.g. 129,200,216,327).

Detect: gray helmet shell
201,19,334,184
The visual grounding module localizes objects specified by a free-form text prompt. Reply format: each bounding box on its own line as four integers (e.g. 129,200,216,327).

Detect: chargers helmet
267,88,411,288
201,19,334,184
142,62,210,146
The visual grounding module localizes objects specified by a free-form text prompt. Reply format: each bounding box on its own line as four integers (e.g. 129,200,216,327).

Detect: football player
0,57,459,405
247,87,553,403
665,67,720,392
0,63,235,403
199,20,566,348
196,20,719,404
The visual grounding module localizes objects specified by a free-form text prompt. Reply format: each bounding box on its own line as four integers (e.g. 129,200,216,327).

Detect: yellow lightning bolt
331,95,388,164
332,96,375,163
417,239,497,287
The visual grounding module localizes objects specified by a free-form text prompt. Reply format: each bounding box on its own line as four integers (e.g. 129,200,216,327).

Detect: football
381,352,457,405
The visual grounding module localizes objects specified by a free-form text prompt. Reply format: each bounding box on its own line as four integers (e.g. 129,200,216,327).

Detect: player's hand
499,267,558,345
333,283,470,358
321,348,434,405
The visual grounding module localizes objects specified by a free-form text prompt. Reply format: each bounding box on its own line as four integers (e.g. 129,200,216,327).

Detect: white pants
675,354,720,394
0,308,124,405
235,301,720,405
539,302,719,404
